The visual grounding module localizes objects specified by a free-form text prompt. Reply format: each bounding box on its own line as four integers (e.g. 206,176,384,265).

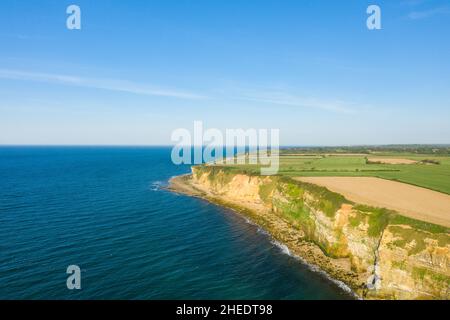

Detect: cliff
175,165,450,300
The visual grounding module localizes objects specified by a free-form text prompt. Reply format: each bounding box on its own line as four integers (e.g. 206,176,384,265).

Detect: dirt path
295,177,450,228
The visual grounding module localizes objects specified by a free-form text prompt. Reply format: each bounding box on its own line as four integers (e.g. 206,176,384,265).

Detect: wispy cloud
401,0,429,7
0,33,51,40
237,90,356,114
407,6,450,20
0,69,207,100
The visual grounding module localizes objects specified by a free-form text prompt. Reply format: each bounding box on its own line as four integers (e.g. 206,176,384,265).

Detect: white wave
218,201,360,298
239,215,269,236
271,239,359,298
256,227,269,236
149,181,165,191
271,239,291,256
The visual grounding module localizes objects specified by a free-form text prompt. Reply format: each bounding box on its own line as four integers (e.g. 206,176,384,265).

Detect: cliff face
190,166,450,300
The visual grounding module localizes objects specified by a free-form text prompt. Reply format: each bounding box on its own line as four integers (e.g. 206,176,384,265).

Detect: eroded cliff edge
170,166,450,300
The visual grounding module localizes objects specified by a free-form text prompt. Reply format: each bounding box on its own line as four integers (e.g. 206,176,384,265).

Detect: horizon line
1,144,449,148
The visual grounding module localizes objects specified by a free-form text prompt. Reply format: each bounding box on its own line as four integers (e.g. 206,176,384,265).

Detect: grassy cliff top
205,147,450,195
192,164,450,235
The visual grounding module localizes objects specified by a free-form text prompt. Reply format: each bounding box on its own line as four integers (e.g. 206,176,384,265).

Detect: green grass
389,214,449,234
218,150,450,195
354,205,392,237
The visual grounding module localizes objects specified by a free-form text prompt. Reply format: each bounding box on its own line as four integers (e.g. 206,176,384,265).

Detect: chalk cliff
177,166,450,300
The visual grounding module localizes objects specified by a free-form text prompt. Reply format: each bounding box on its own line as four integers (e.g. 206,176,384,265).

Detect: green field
214,146,450,195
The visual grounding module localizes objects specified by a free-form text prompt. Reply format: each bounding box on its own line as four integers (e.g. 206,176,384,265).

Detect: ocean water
0,147,353,300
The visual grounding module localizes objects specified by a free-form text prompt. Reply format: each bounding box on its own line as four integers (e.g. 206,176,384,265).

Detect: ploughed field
295,176,450,228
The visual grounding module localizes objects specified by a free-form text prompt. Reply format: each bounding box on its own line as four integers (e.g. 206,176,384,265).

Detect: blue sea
0,147,353,299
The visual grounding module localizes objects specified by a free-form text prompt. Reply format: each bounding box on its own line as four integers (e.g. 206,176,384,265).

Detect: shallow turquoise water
0,147,353,299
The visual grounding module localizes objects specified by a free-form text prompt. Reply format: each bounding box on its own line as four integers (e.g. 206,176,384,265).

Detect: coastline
169,169,450,300
168,174,363,299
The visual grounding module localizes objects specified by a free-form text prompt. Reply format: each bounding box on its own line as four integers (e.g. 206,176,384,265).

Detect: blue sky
1,0,449,145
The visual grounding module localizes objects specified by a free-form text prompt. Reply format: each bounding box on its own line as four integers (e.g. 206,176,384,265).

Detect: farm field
220,148,450,195
295,176,450,227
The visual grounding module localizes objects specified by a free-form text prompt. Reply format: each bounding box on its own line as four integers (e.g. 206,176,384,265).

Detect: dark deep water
0,147,353,299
